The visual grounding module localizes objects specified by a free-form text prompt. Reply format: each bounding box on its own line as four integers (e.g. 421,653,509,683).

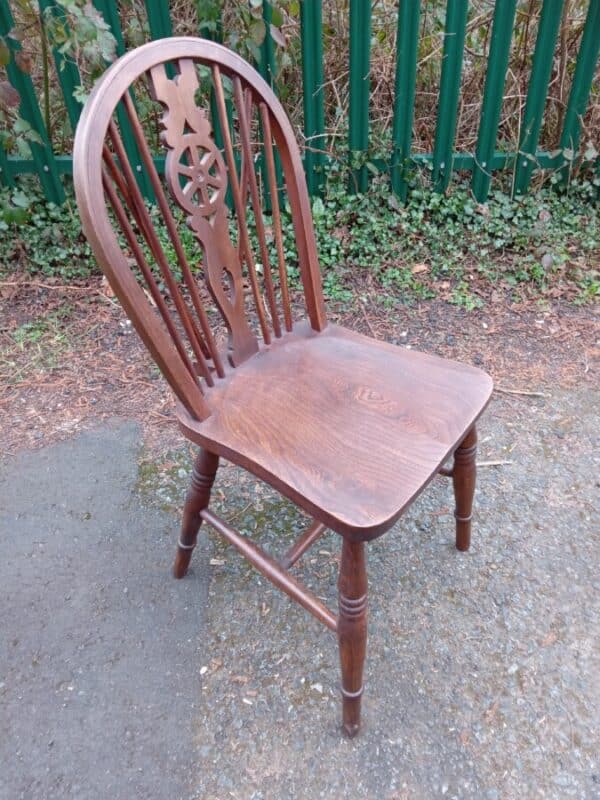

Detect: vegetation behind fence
0,0,598,206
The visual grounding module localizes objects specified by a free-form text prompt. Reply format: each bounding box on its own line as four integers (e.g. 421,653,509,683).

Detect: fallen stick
476,460,512,468
494,386,548,398
0,280,91,292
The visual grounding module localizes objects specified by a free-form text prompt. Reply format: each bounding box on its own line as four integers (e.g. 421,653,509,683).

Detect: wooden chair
74,37,493,737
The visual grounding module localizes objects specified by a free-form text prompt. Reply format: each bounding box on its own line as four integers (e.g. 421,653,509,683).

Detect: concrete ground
1,387,598,799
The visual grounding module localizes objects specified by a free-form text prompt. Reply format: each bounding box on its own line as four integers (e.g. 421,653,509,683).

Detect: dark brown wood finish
178,322,492,540
338,540,368,738
453,427,478,551
74,37,494,736
259,102,293,333
173,448,219,579
200,508,338,632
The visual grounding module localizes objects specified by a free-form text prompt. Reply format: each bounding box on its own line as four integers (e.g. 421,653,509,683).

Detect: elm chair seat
178,322,492,540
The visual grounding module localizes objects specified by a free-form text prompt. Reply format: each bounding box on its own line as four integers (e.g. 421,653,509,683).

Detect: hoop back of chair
74,37,326,420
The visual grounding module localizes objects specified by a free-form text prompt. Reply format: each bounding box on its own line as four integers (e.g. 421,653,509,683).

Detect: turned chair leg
338,539,368,737
173,448,219,579
453,426,477,551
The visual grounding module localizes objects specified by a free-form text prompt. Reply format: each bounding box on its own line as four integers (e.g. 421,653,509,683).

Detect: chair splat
150,59,259,367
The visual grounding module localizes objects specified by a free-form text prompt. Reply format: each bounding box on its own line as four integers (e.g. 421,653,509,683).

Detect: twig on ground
149,410,176,423
495,386,548,398
0,280,91,292
360,306,377,339
226,502,254,525
476,460,513,467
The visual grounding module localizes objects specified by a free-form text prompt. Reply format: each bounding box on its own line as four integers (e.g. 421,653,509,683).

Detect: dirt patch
1,271,598,456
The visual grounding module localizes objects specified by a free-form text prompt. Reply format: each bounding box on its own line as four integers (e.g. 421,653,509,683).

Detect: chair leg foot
338,539,367,737
173,448,219,578
173,543,195,580
453,426,477,551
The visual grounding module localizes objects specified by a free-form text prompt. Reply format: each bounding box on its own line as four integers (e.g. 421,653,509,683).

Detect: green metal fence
1,0,598,204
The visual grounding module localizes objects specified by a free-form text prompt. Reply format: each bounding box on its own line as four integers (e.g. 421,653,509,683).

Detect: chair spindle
234,79,282,338
259,102,293,332
212,65,271,345
122,88,226,378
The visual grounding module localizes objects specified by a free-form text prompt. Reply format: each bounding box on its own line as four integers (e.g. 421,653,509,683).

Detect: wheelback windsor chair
74,37,493,737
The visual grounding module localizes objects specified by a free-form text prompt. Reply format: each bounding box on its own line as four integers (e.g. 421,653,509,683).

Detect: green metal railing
1,0,598,203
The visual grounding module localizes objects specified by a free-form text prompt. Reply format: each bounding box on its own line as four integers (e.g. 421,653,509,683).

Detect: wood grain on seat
178,322,493,540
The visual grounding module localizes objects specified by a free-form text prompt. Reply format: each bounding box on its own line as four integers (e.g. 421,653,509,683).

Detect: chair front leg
338,539,368,737
173,448,219,578
453,426,477,551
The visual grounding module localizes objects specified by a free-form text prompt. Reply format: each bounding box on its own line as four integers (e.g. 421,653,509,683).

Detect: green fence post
391,1,421,202
144,0,173,39
261,0,276,84
259,1,274,210
257,2,285,208
301,0,316,194
558,0,600,183
93,0,153,199
198,4,224,148
312,0,325,194
38,0,83,132
513,0,565,195
198,6,235,207
0,144,15,188
300,0,325,194
0,0,64,202
432,0,468,192
349,0,371,192
471,0,518,202
145,0,174,81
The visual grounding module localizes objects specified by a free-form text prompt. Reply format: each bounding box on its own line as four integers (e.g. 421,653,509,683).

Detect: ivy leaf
73,85,89,105
246,38,261,63
6,28,23,43
270,7,284,27
0,39,10,67
11,190,31,208
15,51,33,74
387,193,401,211
16,137,31,158
249,17,266,45
0,80,20,110
13,116,43,144
269,24,285,48
583,141,598,162
312,197,325,218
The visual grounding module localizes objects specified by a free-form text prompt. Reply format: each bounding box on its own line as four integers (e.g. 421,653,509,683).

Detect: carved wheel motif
168,135,226,221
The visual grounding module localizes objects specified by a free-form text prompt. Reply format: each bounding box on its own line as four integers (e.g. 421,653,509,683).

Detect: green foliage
0,187,31,229
1,177,597,308
196,0,290,65
0,186,92,279
288,173,599,305
43,0,118,100
0,24,46,158
1,0,118,198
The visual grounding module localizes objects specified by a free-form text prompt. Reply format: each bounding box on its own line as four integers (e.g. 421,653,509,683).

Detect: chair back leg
338,539,368,737
173,448,219,578
453,426,477,551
